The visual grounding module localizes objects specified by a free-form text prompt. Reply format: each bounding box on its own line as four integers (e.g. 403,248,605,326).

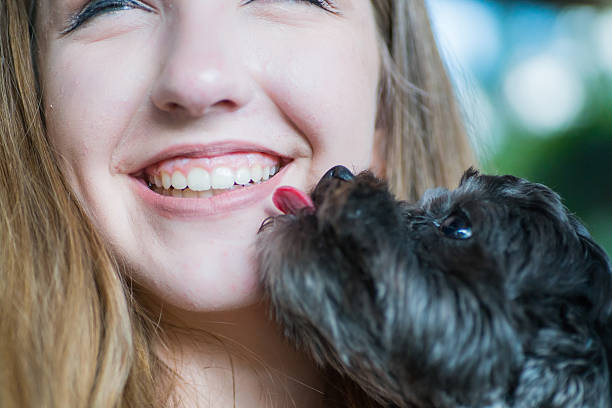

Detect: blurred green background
428,0,612,255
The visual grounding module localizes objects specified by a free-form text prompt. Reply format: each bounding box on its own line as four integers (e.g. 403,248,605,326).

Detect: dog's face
257,167,612,408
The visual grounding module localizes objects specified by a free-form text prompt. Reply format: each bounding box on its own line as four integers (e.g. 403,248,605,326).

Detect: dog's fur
257,168,612,408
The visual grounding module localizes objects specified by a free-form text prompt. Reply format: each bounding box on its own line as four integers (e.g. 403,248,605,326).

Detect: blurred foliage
429,0,612,256
499,0,609,6
483,75,612,255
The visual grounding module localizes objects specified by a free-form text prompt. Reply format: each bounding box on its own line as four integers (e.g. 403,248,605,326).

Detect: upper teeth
150,165,279,191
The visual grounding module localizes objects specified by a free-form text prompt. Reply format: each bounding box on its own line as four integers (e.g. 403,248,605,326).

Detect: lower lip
130,164,289,219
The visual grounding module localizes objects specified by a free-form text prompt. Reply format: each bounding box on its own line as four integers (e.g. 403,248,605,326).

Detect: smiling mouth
137,152,288,198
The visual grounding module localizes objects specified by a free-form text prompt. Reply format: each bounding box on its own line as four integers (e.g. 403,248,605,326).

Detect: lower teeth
150,181,258,198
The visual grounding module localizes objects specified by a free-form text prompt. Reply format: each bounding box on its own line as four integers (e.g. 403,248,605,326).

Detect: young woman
0,0,473,406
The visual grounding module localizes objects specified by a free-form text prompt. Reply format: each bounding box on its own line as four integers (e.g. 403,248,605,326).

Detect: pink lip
127,141,291,176
130,163,289,219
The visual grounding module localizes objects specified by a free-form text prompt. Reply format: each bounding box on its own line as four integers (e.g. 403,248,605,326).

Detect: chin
125,243,264,312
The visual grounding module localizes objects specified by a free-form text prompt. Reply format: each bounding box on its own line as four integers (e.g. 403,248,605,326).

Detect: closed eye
62,0,155,34
62,0,339,34
242,0,339,14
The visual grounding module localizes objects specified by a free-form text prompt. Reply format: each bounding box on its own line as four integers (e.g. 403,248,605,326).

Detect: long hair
0,0,473,407
372,1,474,200
0,1,171,407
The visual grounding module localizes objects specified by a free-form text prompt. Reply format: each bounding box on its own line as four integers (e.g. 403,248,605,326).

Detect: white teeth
251,165,263,183
150,162,281,198
187,168,211,191
172,171,188,190
211,167,235,189
235,167,252,185
162,172,172,189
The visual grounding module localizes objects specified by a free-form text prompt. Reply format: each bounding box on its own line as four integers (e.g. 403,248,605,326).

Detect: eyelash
62,0,338,34
241,0,336,11
62,0,153,34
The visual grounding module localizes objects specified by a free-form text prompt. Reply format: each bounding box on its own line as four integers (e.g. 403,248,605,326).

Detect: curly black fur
256,167,612,408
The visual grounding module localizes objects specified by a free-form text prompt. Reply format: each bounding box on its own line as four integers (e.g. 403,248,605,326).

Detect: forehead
419,177,504,212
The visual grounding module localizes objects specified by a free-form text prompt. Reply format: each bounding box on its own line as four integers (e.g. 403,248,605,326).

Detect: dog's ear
459,167,480,187
583,236,612,349
573,218,612,386
515,217,612,406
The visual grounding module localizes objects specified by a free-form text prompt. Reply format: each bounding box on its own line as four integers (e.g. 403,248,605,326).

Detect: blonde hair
0,0,473,407
372,1,474,200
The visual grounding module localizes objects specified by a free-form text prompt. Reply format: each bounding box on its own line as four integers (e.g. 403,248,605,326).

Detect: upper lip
119,140,294,178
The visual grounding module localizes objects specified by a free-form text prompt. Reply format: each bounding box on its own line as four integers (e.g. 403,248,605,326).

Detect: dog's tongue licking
273,186,314,215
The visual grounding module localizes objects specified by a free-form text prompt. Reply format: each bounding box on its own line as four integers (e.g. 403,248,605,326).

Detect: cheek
252,25,380,173
39,37,158,246
41,36,154,185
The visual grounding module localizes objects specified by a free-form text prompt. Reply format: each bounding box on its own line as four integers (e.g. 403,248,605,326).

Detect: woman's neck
154,302,327,408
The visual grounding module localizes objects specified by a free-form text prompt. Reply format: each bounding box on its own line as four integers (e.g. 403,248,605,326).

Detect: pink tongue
273,186,315,215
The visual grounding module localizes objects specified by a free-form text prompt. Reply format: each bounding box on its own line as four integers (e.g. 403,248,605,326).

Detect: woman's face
36,0,381,311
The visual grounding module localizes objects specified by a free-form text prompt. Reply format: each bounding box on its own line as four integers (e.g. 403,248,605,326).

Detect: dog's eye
438,211,472,240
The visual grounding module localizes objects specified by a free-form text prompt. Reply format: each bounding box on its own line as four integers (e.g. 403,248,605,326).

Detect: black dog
257,166,612,408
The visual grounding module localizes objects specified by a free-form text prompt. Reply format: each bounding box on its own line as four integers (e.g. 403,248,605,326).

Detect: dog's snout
322,165,354,182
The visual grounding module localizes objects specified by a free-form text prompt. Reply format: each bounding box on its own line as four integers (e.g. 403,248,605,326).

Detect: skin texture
35,0,383,406
37,0,380,311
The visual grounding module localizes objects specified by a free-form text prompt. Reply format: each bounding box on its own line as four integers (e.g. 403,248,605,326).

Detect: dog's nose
322,165,354,182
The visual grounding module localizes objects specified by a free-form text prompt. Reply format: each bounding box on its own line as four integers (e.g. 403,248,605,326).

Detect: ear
574,220,612,383
516,218,612,406
459,167,480,187
572,217,612,319
585,238,612,334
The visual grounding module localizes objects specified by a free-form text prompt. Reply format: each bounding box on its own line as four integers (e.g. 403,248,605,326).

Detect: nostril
322,165,354,182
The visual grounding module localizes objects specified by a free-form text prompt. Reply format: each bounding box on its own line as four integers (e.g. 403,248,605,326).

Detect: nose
321,165,354,182
150,4,254,118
